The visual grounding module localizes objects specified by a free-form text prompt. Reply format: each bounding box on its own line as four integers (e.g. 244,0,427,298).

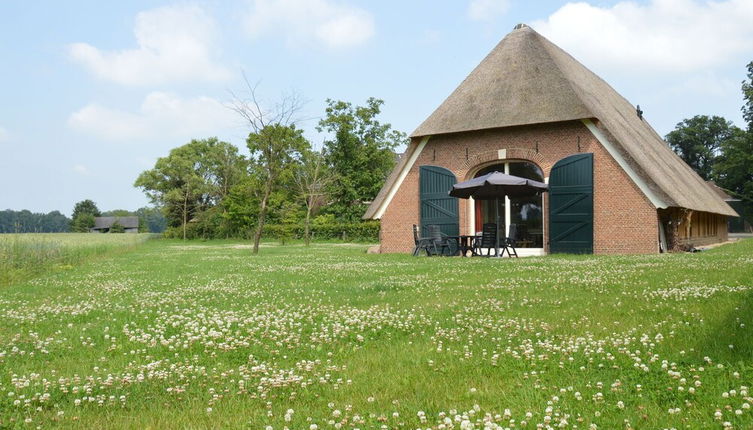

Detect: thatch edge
363,137,429,220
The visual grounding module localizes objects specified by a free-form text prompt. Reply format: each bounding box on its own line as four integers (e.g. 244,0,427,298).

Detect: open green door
549,153,593,254
419,166,459,237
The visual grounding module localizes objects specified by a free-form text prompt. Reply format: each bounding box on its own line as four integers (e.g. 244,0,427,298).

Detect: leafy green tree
246,124,309,253
317,98,407,221
71,213,95,233
72,199,101,219
665,115,740,181
714,61,753,223
101,209,132,217
743,60,753,131
70,199,100,232
294,149,333,245
715,130,753,203
109,221,125,233
228,79,310,252
134,138,246,240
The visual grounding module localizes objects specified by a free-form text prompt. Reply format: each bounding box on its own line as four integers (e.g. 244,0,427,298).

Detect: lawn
1,237,752,429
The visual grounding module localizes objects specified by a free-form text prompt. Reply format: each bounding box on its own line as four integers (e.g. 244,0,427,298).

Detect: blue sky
2,0,753,216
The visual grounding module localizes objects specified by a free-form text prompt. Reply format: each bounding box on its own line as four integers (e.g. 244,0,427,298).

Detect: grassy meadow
0,233,153,286
1,236,752,429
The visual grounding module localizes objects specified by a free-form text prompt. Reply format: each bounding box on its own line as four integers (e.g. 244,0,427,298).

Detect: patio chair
412,224,435,256
501,223,519,258
427,224,458,256
473,223,498,257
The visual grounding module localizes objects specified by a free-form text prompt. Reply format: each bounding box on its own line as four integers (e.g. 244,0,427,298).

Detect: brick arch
462,148,551,180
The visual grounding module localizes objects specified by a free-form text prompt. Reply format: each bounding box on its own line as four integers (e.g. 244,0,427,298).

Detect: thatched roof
93,216,139,229
366,24,736,218
707,181,739,202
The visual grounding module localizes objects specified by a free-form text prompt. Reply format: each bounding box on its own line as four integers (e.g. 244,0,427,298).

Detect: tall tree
317,98,407,221
134,138,245,240
70,199,101,232
665,115,739,181
245,124,308,253
229,78,308,253
743,60,753,131
294,149,333,245
715,130,753,203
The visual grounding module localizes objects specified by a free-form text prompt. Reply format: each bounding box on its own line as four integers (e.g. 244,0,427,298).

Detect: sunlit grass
0,233,153,286
0,238,752,428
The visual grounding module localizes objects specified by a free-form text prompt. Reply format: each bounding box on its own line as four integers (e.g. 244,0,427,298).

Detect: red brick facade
379,120,663,254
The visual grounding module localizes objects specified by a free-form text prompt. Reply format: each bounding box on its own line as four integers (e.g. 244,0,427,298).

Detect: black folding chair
412,224,434,256
427,224,458,256
473,223,498,257
501,223,519,258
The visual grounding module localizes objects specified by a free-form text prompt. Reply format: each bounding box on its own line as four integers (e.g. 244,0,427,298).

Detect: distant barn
91,216,139,233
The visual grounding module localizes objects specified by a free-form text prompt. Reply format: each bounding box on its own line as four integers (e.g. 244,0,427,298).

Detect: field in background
0,233,153,286
1,239,752,428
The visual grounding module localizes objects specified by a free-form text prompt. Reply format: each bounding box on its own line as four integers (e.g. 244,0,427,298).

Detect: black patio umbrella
449,171,548,256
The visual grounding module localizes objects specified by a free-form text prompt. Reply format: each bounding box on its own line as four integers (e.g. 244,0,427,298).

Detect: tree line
1,202,167,234
0,210,70,233
134,95,406,252
666,61,753,225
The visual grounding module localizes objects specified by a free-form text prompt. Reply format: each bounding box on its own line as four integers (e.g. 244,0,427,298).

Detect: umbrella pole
495,197,500,257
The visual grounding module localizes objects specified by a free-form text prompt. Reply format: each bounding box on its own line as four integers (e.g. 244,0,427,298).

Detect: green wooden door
419,166,459,237
549,153,593,254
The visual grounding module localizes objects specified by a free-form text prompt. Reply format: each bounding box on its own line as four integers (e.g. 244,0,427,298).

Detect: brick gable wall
379,120,661,254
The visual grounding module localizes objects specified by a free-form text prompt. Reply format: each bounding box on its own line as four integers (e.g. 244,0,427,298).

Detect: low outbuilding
91,216,139,233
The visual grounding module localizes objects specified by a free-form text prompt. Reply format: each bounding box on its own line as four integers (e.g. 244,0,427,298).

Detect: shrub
262,221,379,242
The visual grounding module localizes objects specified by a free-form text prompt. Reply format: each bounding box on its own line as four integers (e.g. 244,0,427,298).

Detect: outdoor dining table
451,234,481,257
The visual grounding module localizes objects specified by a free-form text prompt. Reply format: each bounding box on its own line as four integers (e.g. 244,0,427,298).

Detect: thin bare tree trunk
182,184,189,241
252,183,272,254
304,200,313,246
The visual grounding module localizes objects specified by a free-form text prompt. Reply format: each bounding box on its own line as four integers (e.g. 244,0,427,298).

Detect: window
474,161,544,248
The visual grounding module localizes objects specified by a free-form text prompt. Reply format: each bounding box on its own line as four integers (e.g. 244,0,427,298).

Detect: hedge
262,221,380,242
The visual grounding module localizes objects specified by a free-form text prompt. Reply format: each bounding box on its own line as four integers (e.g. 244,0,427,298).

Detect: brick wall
379,120,661,254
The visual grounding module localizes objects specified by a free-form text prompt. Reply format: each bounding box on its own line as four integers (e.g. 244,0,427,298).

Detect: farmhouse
91,216,139,233
364,24,737,255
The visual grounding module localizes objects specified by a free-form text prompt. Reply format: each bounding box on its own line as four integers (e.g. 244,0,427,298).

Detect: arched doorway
473,161,544,248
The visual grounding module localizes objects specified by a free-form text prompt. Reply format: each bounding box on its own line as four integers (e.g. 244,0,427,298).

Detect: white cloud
68,92,238,142
73,164,92,176
246,0,375,49
0,126,8,142
532,0,753,75
69,5,231,85
468,0,510,22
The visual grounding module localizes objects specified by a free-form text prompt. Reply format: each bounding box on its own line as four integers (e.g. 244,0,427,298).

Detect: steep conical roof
412,24,591,137
408,25,736,217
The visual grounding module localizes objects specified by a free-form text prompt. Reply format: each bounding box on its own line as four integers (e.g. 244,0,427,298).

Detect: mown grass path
1,239,752,429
